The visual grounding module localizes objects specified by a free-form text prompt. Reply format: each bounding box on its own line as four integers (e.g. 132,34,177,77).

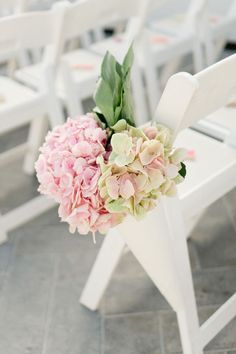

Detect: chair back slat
62,0,150,41
0,0,27,14
0,3,66,65
155,54,236,135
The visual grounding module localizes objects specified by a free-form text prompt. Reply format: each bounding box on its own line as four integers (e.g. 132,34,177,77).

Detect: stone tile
101,274,170,315
111,250,147,279
103,312,161,354
173,352,227,354
0,125,28,153
0,158,38,213
0,254,55,354
193,266,236,307
191,200,236,268
161,306,236,353
100,239,198,315
14,207,103,256
224,187,236,227
42,254,101,354
0,236,15,273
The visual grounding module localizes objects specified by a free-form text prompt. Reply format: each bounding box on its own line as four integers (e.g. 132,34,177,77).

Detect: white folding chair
201,0,236,66
0,0,28,15
80,55,236,354
0,5,65,244
89,0,206,117
15,0,149,126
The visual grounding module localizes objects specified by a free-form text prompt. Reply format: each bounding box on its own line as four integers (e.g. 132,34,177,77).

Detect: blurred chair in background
90,0,206,116
16,0,150,126
0,3,66,243
80,54,236,354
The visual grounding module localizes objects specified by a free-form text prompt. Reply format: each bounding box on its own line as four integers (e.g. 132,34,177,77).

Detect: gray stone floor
0,127,236,354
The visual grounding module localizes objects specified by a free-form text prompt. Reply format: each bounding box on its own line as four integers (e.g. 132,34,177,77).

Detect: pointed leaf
94,78,115,126
122,45,134,76
179,162,187,178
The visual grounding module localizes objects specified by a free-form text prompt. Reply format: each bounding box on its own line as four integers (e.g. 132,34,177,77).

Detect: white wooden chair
89,0,206,116
200,0,236,66
80,55,236,354
15,0,149,126
0,0,28,15
0,5,66,244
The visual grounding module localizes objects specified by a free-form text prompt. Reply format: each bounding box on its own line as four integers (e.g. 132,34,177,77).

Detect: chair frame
0,4,66,243
80,55,236,354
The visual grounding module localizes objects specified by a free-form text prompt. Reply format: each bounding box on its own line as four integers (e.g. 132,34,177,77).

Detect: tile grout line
41,254,59,354
189,240,202,271
0,235,21,319
100,314,105,354
158,314,166,354
222,196,236,233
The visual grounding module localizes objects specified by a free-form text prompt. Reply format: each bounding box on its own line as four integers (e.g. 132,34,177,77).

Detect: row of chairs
1,1,236,352
80,46,236,354
1,0,236,131
0,0,236,239
0,0,236,240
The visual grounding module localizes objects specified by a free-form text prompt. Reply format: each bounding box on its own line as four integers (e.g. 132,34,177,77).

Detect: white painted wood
23,115,48,175
0,231,8,245
80,229,126,311
81,56,236,353
118,198,203,354
15,0,149,123
0,5,66,240
0,196,56,232
0,143,27,166
200,293,236,348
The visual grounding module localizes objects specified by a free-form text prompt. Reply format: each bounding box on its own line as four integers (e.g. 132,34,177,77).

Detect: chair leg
131,60,149,125
66,90,84,118
161,57,183,87
192,39,205,72
80,229,126,311
118,198,203,354
23,116,48,175
144,63,162,117
177,308,203,354
0,229,8,245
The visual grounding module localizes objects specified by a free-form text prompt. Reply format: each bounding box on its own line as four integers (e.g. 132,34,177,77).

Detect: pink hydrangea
35,114,122,236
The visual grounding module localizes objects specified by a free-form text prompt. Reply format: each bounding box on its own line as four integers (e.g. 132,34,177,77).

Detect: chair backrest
182,0,207,33
61,0,151,43
0,2,65,67
0,0,28,15
155,54,236,136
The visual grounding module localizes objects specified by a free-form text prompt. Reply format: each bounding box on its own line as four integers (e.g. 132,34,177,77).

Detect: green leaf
179,162,187,178
92,108,107,129
112,71,122,111
94,78,115,126
116,61,122,77
101,52,117,91
122,45,134,76
121,71,135,126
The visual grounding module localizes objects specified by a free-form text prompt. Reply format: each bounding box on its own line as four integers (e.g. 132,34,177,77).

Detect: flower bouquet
35,47,187,240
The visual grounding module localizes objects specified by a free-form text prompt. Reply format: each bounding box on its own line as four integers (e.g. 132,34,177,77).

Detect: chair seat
176,128,236,218
90,30,193,66
0,76,48,135
205,105,236,132
0,76,37,113
149,13,186,36
150,12,236,39
15,49,102,100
